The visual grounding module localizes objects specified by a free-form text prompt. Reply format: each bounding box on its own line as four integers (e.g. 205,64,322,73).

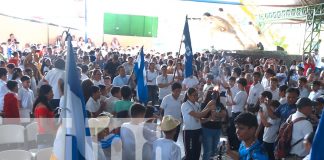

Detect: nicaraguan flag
310,113,324,160
183,15,193,78
134,46,148,104
52,33,94,160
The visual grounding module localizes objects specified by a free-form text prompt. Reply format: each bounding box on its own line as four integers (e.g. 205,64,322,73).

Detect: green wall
103,13,158,37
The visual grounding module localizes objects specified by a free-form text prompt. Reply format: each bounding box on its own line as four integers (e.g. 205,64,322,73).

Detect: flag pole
172,15,187,81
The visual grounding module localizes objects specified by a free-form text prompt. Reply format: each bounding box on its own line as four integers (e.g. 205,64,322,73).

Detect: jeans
202,127,221,160
147,85,158,106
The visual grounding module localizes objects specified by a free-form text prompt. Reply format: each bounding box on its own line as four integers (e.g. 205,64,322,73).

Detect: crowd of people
0,33,323,160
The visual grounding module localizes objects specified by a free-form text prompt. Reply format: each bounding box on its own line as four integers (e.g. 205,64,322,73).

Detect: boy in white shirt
298,77,310,98
265,77,280,101
279,85,288,104
309,80,322,101
153,115,181,160
86,86,106,118
18,75,34,118
259,100,281,160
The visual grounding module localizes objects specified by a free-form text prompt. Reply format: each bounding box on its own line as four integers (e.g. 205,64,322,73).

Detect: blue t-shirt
275,103,297,123
239,140,268,160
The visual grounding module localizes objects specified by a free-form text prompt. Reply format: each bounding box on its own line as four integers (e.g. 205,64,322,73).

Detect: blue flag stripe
65,34,93,160
310,113,324,159
183,16,193,78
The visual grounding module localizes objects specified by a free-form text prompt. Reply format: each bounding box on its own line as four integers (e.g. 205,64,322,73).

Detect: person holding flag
133,46,148,105
51,32,95,160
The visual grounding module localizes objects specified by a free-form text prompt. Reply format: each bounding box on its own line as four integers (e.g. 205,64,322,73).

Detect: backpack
274,115,307,159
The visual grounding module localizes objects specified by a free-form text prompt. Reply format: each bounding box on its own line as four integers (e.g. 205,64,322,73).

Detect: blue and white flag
134,46,148,104
52,33,94,160
310,113,324,160
183,16,193,78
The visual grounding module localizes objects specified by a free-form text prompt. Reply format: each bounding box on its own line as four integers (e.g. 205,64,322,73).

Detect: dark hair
266,68,276,76
54,58,65,70
298,77,308,83
81,65,89,73
184,88,197,102
6,63,15,69
12,67,22,80
229,76,236,82
33,84,53,112
203,90,214,105
130,103,146,118
304,132,315,144
121,85,132,100
261,91,272,100
237,78,247,87
6,80,18,91
224,66,231,76
232,67,242,76
252,72,262,78
21,75,30,82
82,79,94,102
117,65,124,72
286,87,300,96
0,67,7,77
111,86,121,96
144,106,155,118
270,100,281,109
172,82,182,91
279,85,288,93
90,86,100,96
234,112,258,128
312,80,321,86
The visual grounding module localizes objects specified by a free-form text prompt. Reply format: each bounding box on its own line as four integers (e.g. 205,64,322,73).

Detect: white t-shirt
182,76,199,89
120,122,147,160
290,111,313,157
263,117,280,143
247,83,264,105
232,90,247,113
92,79,104,86
156,74,173,100
181,101,202,130
153,138,181,160
146,70,158,86
18,87,34,110
86,97,100,113
265,87,280,101
45,68,65,99
279,97,287,104
261,77,270,89
299,87,310,98
160,94,184,121
105,96,119,113
308,90,323,101
81,73,89,81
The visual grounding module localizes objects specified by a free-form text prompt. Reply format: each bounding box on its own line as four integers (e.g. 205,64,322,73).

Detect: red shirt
304,62,315,75
8,57,19,67
34,104,55,134
3,92,20,124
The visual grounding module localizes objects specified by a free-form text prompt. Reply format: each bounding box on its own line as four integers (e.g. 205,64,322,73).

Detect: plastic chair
35,147,53,160
0,124,25,144
0,150,32,160
25,122,38,142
